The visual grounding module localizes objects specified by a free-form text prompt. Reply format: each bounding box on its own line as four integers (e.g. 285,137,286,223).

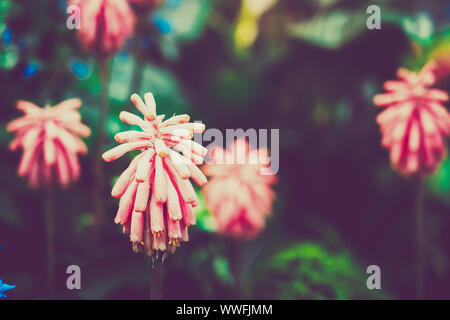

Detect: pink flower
374,62,450,176
202,139,276,240
7,99,91,188
70,0,135,57
103,92,207,256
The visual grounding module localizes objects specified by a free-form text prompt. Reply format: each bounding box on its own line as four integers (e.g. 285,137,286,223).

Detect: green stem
92,57,110,243
230,239,248,299
414,178,425,299
129,14,146,103
45,187,55,299
150,257,163,300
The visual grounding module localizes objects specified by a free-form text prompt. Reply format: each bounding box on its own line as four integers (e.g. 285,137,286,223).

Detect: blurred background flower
6,98,90,298
7,99,90,187
202,139,276,240
70,0,135,58
373,62,450,176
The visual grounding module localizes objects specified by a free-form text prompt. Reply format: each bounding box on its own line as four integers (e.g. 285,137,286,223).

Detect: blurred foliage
157,0,213,59
194,190,217,233
427,158,450,203
1,0,450,300
250,243,386,299
288,9,368,49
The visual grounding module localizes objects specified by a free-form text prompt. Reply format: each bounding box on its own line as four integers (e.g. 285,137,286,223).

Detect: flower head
70,0,135,57
7,99,91,188
374,62,450,176
103,92,207,256
202,139,276,240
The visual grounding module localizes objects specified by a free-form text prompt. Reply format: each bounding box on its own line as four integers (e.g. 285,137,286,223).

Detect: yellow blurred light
234,18,258,49
233,0,278,49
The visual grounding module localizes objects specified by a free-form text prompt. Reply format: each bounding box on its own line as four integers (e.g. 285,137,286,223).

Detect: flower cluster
103,92,207,256
374,62,450,176
7,99,91,188
70,0,136,57
202,139,276,240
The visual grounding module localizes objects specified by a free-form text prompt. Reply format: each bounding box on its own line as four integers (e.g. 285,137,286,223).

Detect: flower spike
202,139,277,240
7,99,90,188
373,62,450,176
103,92,207,256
